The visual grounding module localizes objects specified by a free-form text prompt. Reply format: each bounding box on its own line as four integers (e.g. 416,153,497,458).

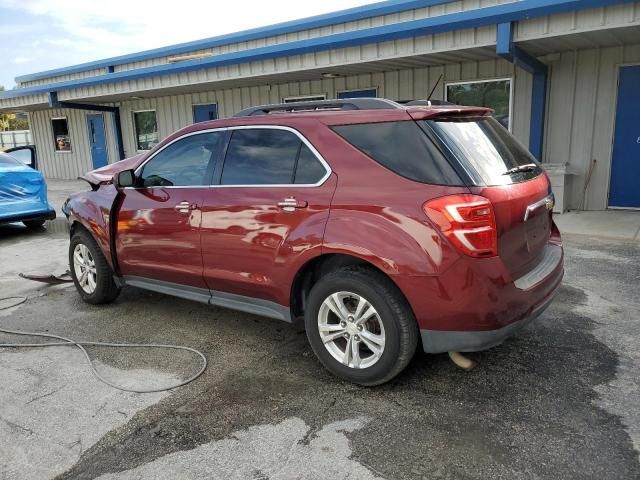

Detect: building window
445,79,512,130
51,117,72,152
133,110,159,151
283,94,326,103
337,88,378,99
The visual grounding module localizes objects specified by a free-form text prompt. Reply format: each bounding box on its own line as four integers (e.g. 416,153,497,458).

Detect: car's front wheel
69,229,121,304
305,266,418,386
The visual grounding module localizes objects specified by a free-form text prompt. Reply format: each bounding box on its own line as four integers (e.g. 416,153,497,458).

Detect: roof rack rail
397,99,456,106
234,98,402,117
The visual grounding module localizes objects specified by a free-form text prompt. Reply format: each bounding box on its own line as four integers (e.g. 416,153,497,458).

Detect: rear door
609,65,640,208
116,131,225,288
200,126,335,305
427,116,552,278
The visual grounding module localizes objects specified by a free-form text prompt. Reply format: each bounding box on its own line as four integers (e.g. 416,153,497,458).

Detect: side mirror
115,169,136,189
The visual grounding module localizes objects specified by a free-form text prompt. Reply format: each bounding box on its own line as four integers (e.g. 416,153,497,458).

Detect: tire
69,229,121,304
305,266,418,386
23,219,46,229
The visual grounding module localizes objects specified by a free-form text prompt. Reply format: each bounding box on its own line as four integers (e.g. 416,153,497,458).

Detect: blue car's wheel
23,219,45,229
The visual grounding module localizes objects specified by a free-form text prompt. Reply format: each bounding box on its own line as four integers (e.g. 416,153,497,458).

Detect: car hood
81,153,146,186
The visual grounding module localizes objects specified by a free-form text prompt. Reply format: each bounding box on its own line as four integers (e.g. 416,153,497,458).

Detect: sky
0,0,375,89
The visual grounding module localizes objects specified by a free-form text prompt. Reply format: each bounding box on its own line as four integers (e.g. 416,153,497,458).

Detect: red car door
116,131,225,288
200,127,336,308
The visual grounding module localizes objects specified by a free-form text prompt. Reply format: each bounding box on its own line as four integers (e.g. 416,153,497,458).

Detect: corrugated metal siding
29,109,118,179
16,0,516,88
60,23,499,101
25,41,640,212
17,68,106,89
516,2,640,40
114,58,527,158
113,0,515,74
545,43,640,210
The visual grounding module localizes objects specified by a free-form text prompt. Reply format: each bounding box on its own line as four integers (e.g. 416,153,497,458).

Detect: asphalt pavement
0,214,638,480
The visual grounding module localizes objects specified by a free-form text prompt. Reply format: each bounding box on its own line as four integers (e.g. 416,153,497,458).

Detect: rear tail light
423,194,497,258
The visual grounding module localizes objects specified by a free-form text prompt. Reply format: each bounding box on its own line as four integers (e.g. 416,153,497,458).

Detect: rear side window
426,116,542,186
221,128,327,185
332,121,461,185
294,145,327,184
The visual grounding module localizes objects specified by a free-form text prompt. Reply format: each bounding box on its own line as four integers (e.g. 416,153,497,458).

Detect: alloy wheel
73,243,97,294
317,291,386,369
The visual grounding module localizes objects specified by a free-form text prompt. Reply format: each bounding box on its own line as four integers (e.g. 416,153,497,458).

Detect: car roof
179,104,492,132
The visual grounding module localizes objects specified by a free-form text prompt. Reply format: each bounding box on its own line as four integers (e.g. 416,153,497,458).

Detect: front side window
52,117,71,152
220,128,326,186
446,79,512,130
139,132,224,187
133,111,159,151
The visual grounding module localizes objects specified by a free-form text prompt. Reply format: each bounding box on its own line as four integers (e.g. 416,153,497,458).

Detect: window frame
444,77,513,132
283,94,327,103
132,109,159,152
51,116,72,154
192,102,219,123
132,125,331,189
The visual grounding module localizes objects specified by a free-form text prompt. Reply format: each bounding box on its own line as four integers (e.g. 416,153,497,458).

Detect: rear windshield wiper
502,163,538,175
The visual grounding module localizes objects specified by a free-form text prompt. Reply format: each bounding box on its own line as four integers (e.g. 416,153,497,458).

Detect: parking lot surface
1,218,639,480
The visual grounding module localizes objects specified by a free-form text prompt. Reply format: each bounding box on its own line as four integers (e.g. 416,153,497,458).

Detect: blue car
0,146,55,229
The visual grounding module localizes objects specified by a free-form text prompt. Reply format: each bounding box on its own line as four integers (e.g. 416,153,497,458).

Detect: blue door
193,104,218,123
87,114,108,169
609,66,640,208
338,88,377,99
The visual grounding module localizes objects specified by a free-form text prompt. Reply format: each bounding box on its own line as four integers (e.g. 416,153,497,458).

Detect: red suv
63,98,563,385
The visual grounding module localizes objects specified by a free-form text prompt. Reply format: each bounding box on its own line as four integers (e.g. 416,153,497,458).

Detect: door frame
607,62,640,210
86,112,109,169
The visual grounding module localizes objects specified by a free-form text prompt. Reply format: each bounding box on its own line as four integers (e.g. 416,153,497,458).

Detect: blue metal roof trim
14,0,458,84
1,0,635,100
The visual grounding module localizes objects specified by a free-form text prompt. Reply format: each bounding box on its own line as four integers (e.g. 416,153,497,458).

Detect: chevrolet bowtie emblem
524,193,555,222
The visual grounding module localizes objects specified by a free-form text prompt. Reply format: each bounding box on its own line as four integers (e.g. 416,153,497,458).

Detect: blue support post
496,22,548,160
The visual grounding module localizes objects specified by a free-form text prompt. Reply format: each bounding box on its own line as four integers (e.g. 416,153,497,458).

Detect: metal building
0,0,639,211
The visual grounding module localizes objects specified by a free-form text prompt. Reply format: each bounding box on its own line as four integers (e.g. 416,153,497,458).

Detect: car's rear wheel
69,229,121,304
305,266,418,386
23,219,45,229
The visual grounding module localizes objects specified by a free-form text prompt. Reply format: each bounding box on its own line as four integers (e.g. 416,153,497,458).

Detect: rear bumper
420,286,559,353
0,207,56,224
395,237,564,353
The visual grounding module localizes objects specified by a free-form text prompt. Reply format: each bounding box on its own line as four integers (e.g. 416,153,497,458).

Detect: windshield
0,152,24,167
426,116,542,186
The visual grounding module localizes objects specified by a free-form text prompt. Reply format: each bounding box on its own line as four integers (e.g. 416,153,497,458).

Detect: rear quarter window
426,116,542,186
332,121,462,185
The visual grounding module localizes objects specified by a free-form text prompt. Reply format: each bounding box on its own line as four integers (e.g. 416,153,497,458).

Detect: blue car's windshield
0,152,23,167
